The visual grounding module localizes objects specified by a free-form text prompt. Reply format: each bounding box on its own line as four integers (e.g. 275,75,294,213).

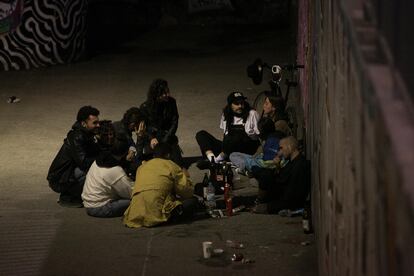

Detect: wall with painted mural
0,0,23,34
0,0,87,71
298,0,414,275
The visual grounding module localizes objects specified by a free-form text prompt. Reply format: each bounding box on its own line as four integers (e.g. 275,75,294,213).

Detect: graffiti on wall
0,0,23,35
0,0,87,71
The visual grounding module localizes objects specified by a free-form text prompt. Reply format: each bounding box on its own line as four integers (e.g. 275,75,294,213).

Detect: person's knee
196,130,208,141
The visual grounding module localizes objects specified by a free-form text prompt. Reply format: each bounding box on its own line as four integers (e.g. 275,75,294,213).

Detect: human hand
150,138,159,149
273,155,281,165
182,168,190,178
135,121,146,137
126,149,136,161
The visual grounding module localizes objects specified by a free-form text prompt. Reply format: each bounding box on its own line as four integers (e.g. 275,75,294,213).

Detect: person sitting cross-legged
123,143,198,228
82,135,134,218
140,78,184,167
252,136,310,214
229,116,287,177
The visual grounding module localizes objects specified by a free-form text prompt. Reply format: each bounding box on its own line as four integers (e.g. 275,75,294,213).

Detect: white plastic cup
202,241,213,259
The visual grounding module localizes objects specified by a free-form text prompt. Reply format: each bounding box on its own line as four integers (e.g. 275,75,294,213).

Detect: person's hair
122,107,145,126
153,142,172,159
99,120,114,147
264,91,287,121
281,136,298,151
76,105,100,122
274,120,291,136
258,117,276,140
146,78,169,110
222,100,252,132
110,135,130,157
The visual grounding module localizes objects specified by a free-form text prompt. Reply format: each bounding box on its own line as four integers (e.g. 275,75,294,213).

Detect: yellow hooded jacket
123,158,193,228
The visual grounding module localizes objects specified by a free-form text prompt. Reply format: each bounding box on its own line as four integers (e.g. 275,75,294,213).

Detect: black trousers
169,197,204,223
252,167,283,197
252,157,310,213
196,130,223,157
144,135,184,167
196,130,260,158
58,167,87,202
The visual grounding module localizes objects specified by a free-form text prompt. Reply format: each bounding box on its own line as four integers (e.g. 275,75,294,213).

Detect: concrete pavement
0,24,317,275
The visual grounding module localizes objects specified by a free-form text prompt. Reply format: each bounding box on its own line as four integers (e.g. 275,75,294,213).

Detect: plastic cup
202,241,213,259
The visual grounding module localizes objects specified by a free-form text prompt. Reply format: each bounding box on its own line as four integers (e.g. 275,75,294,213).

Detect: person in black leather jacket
140,78,183,166
47,106,101,207
113,107,148,179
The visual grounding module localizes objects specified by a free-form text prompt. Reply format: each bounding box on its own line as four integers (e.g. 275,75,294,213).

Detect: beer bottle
224,175,233,217
202,172,209,199
209,156,217,184
216,162,224,188
302,195,313,234
225,162,234,188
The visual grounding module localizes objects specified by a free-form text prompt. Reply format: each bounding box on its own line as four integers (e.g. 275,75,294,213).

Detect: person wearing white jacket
82,135,134,218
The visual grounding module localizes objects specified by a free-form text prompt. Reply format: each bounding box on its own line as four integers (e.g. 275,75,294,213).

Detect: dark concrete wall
298,0,414,275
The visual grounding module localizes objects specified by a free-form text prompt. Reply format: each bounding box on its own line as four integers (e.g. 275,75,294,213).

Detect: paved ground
0,24,317,275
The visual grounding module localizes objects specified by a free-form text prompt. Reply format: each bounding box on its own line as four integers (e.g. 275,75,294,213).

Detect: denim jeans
86,199,131,218
229,152,264,172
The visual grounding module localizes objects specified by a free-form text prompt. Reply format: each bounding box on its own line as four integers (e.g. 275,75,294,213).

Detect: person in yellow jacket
123,143,196,228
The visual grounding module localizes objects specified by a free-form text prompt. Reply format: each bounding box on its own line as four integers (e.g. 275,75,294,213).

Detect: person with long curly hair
140,78,183,167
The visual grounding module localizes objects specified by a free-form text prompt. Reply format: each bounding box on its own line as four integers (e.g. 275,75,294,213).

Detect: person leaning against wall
252,136,310,214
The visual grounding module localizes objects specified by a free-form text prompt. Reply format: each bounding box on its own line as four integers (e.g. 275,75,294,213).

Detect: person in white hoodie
82,135,134,218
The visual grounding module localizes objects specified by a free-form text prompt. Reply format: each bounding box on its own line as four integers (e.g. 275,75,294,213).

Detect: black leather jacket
140,97,179,143
112,120,147,160
47,122,100,191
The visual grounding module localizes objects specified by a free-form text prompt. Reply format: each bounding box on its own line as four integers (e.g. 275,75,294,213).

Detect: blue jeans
86,199,131,218
229,152,264,172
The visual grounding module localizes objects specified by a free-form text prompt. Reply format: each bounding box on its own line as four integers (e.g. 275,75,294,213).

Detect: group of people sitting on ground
196,90,309,214
46,78,310,228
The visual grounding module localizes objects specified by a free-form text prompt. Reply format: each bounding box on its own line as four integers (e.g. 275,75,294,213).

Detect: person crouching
123,143,196,228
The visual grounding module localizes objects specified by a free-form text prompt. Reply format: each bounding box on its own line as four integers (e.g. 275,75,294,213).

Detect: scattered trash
231,253,244,262
226,240,245,249
208,209,225,218
278,208,304,217
301,241,311,246
232,205,246,214
241,258,255,264
213,248,224,255
202,241,213,259
7,96,21,104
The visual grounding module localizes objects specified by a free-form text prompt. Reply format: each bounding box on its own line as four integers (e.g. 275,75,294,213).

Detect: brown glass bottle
224,176,233,217
302,197,314,234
